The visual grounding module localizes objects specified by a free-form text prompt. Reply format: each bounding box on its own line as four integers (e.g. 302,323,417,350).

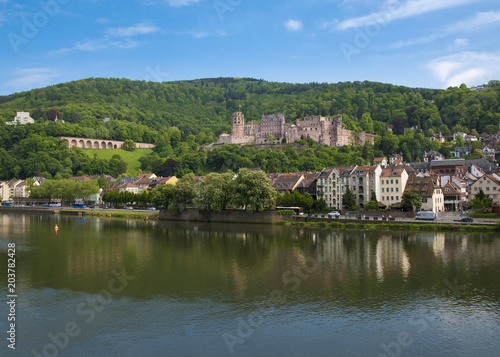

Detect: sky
1,0,500,95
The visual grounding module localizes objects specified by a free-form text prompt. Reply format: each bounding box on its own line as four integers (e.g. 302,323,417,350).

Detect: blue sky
1,0,500,95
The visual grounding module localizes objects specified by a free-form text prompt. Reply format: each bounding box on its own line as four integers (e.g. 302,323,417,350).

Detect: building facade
6,112,34,125
380,167,409,208
218,112,376,147
470,173,500,206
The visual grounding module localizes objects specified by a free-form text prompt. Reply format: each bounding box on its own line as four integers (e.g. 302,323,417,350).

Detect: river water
1,213,499,357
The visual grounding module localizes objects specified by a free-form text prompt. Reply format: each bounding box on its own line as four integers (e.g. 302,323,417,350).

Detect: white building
6,112,34,125
380,167,409,208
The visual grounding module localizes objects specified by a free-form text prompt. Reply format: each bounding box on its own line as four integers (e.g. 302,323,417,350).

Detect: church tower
231,111,245,137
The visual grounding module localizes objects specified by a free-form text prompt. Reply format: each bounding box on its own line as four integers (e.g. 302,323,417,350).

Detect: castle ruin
218,112,376,147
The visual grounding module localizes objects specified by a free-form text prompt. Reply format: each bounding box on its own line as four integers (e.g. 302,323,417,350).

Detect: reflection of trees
3,216,500,305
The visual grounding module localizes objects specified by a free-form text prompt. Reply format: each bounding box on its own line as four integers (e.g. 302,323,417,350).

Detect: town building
374,157,388,166
379,167,409,208
295,172,320,201
430,133,445,144
470,173,500,206
118,182,139,194
423,151,445,162
405,176,444,213
451,146,471,158
6,112,34,125
346,165,382,208
316,168,340,209
441,178,467,212
389,154,404,166
0,182,10,201
272,173,305,194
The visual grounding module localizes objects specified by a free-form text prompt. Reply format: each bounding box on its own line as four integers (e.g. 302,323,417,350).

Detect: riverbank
281,219,500,232
62,209,158,220
0,206,158,220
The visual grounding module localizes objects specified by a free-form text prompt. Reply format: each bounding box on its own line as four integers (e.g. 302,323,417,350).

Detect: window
382,188,385,192
396,196,399,201
486,187,490,191
474,187,478,191
391,180,394,184
396,179,399,184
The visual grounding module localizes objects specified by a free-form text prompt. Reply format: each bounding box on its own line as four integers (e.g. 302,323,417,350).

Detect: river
1,213,499,356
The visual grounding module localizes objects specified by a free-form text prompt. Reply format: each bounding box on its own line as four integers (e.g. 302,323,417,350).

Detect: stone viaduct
58,137,155,150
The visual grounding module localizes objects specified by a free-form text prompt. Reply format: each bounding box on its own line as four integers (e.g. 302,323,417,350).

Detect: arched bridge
58,137,155,150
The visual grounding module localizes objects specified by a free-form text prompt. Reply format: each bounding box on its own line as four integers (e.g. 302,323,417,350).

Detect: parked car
328,211,340,218
124,206,134,210
148,207,156,211
455,217,473,222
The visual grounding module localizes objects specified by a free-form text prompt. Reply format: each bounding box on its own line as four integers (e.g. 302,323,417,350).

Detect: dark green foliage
342,186,357,210
1,77,500,179
469,189,493,212
401,190,422,211
366,191,379,211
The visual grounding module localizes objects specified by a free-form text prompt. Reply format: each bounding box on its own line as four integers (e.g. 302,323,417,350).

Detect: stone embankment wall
159,209,287,224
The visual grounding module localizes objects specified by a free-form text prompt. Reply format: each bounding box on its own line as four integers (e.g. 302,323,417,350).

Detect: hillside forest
0,77,499,180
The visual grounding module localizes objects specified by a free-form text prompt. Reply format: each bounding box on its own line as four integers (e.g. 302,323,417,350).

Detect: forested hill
1,77,500,141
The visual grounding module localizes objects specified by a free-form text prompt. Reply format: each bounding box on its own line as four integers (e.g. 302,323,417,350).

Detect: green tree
300,192,314,212
366,191,379,211
194,172,235,211
122,139,136,151
342,186,356,210
401,189,422,211
151,184,174,209
266,134,277,144
169,174,196,214
469,189,493,212
233,168,276,212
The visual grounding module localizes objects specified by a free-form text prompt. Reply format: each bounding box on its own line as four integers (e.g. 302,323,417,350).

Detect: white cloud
427,51,500,88
165,0,201,7
190,31,208,38
7,68,59,88
106,23,160,37
386,10,500,49
446,10,500,32
73,38,141,52
48,22,159,54
95,17,109,24
336,0,479,30
389,34,439,49
285,19,303,32
452,38,469,49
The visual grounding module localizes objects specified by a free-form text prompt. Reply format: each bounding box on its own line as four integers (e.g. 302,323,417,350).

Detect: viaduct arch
58,137,155,150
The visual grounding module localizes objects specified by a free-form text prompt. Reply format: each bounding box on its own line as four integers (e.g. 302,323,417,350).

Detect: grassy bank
60,209,158,220
82,148,153,176
281,220,500,232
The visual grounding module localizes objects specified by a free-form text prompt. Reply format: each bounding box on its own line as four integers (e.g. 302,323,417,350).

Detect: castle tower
231,111,245,137
332,116,343,147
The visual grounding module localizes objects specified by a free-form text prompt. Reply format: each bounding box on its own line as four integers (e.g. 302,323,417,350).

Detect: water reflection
1,214,499,357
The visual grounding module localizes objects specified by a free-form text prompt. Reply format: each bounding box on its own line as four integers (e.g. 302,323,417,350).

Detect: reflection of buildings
314,232,411,282
376,235,410,281
0,214,28,235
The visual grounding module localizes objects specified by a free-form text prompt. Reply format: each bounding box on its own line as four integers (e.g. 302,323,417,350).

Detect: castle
218,112,376,147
